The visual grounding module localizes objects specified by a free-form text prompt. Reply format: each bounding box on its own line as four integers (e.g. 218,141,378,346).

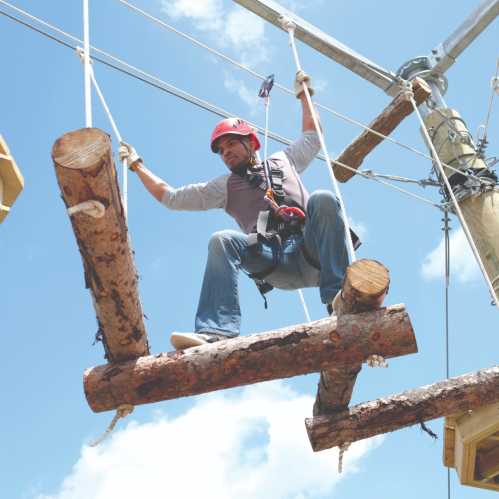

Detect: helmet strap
239,138,258,167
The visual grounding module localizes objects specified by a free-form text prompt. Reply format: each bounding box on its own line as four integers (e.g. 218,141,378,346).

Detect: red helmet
210,118,260,153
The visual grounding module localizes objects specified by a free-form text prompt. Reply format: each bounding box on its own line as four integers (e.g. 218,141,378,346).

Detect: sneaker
170,332,227,350
326,290,343,316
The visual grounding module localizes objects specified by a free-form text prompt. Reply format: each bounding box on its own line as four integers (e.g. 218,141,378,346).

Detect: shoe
326,290,343,316
170,332,227,350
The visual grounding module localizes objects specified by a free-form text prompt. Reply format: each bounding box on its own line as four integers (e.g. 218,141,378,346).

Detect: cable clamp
68,200,106,218
75,46,93,64
278,15,296,33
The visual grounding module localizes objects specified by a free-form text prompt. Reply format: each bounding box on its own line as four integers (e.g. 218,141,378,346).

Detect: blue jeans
195,190,349,336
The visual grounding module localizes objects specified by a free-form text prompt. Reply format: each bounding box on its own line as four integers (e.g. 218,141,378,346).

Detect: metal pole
83,0,92,127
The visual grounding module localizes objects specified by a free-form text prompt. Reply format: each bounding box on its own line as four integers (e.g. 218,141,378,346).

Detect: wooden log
84,304,416,412
305,365,499,452
52,128,150,362
332,78,431,182
313,259,390,415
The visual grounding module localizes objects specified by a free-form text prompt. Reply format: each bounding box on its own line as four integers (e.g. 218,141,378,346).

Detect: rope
477,57,499,155
82,0,92,127
338,442,350,473
281,18,356,263
113,0,487,186
412,97,499,308
0,4,448,215
75,47,129,218
89,404,134,447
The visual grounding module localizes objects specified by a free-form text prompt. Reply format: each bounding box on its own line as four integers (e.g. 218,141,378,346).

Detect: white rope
0,0,486,186
89,404,134,447
0,1,448,216
412,97,499,308
281,18,356,262
75,47,129,219
112,0,486,186
82,0,92,127
67,200,106,218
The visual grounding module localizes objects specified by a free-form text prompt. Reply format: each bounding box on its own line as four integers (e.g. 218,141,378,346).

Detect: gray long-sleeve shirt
161,131,321,233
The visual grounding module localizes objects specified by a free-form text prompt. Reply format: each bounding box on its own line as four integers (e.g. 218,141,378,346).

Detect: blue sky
1,1,498,498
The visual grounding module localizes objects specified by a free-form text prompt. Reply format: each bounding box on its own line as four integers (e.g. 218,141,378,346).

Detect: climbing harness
244,74,311,318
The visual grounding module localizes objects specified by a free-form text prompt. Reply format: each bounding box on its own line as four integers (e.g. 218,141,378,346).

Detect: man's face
217,135,253,170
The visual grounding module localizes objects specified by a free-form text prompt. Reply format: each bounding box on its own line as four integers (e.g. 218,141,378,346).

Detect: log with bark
52,128,150,362
84,304,416,412
313,259,390,415
306,365,499,452
332,77,432,182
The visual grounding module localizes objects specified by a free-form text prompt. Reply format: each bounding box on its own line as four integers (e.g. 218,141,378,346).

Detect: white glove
119,141,142,171
294,70,314,98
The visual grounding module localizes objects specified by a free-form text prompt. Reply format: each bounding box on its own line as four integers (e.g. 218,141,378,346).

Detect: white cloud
162,0,224,31
223,72,260,112
36,382,382,499
161,0,269,108
421,227,480,283
161,0,268,67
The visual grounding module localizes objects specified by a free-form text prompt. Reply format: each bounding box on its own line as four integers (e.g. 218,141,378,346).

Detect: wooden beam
51,128,150,362
332,78,431,183
305,366,499,452
313,259,390,415
84,304,416,412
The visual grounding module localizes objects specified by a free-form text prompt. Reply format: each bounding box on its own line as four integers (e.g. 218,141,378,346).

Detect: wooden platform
0,135,24,223
444,402,499,491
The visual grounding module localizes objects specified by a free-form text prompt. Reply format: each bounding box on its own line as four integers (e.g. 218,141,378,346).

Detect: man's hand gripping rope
119,141,142,171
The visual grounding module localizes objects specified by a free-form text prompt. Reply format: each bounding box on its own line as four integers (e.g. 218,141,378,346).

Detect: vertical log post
52,128,150,362
313,259,390,415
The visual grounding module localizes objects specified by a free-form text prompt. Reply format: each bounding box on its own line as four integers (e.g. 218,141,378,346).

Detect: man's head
210,118,260,170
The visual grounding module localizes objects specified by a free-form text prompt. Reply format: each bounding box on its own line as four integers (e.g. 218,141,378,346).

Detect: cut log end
342,259,390,312
52,128,111,170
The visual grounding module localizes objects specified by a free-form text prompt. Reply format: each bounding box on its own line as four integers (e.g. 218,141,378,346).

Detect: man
120,71,352,350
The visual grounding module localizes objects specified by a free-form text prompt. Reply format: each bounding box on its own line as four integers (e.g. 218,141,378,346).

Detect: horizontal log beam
52,128,150,362
332,78,431,182
84,304,416,412
305,365,499,452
